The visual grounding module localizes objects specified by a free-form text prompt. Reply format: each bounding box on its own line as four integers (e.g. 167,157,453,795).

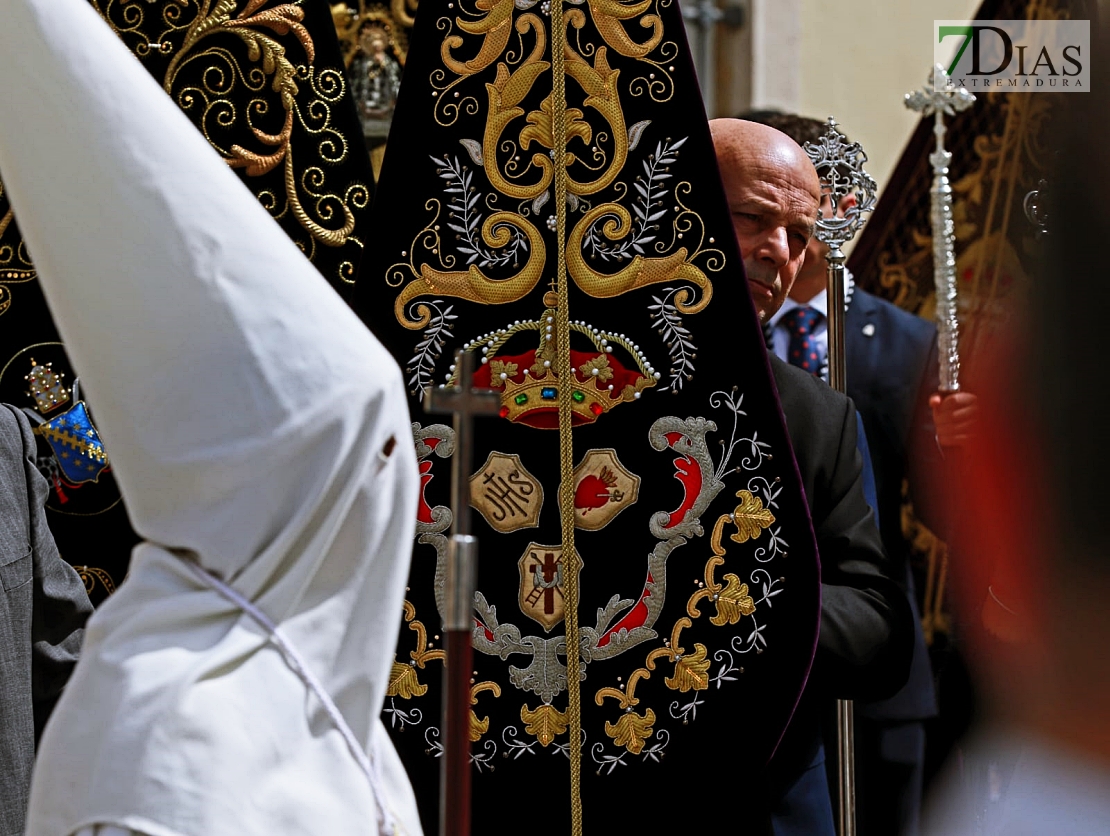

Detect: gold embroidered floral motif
469,681,502,742
662,642,710,692
567,203,713,310
578,354,614,382
0,177,35,317
596,617,707,736
393,212,547,329
729,490,776,543
520,95,592,158
74,565,117,597
687,516,761,625
387,661,428,699
604,708,655,755
521,703,569,746
488,359,519,386
90,0,369,282
386,600,445,699
710,574,756,627
441,0,518,78
584,0,663,59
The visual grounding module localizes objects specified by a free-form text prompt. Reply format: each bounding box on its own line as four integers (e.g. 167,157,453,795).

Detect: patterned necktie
780,306,825,374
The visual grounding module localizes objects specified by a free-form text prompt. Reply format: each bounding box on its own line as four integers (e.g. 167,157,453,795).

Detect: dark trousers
771,739,836,836
855,718,926,836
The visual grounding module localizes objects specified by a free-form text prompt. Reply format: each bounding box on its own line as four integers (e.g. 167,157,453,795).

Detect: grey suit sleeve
10,407,93,740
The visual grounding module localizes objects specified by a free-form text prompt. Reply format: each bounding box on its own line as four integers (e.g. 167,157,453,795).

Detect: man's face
711,120,821,321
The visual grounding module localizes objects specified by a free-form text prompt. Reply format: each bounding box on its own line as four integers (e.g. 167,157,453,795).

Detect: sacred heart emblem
571,449,640,531
469,451,543,533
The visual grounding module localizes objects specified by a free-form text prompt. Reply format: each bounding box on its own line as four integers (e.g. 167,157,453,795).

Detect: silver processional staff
803,116,878,836
905,64,976,393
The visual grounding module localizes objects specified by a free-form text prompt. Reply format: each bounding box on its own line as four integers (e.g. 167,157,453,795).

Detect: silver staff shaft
804,116,878,836
826,248,848,394
828,246,854,836
827,246,854,836
929,114,961,393
905,65,975,394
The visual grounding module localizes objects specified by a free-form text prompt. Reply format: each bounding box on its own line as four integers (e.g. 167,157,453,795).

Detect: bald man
710,119,913,836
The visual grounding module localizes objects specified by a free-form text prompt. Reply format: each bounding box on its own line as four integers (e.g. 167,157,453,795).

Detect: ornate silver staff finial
805,117,879,253
803,117,878,393
803,116,878,836
905,63,975,393
1024,179,1050,238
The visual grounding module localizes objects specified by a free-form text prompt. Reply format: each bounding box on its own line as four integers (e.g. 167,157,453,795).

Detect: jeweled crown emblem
444,308,660,429
25,358,71,414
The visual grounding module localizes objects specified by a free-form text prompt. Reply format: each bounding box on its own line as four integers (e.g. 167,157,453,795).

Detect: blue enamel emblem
37,401,109,484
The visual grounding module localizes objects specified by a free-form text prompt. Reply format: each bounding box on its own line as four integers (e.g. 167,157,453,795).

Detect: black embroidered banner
355,0,822,829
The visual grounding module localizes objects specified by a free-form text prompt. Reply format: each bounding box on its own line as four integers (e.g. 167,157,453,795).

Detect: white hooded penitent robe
0,0,423,833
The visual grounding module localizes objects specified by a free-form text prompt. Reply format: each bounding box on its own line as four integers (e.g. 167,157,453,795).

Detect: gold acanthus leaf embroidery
710,575,757,627
520,94,592,159
469,681,502,743
604,708,656,755
578,354,614,382
387,660,428,699
521,703,569,747
664,642,711,692
730,489,776,544
488,359,519,387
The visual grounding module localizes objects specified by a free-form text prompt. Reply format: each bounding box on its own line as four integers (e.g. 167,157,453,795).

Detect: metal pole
803,117,878,836
825,245,847,394
827,244,853,836
425,349,499,836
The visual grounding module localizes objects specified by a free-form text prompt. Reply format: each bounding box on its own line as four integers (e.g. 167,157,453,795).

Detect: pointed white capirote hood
0,1,423,834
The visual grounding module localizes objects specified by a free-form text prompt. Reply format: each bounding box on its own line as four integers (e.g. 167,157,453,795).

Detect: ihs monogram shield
355,0,823,829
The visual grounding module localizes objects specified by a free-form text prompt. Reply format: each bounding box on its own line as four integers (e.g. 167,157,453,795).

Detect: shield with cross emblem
518,543,582,633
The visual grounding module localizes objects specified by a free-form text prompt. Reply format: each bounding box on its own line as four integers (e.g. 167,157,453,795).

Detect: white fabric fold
0,0,422,833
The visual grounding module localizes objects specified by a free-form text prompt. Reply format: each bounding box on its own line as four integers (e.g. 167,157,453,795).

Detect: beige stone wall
794,0,982,190
714,1,981,190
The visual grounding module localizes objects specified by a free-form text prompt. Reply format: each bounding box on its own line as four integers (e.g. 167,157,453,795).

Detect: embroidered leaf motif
468,681,501,742
627,119,652,151
730,490,776,544
520,95,592,151
459,138,484,166
710,575,757,626
521,703,569,747
488,359,519,387
604,708,656,755
578,354,614,382
469,711,491,742
387,660,427,699
665,643,711,692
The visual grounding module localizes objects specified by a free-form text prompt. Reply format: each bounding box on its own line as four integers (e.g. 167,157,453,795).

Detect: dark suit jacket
846,288,940,721
0,404,92,836
762,356,914,826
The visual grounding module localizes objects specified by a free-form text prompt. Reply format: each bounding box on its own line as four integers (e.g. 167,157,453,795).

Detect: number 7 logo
939,25,974,76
